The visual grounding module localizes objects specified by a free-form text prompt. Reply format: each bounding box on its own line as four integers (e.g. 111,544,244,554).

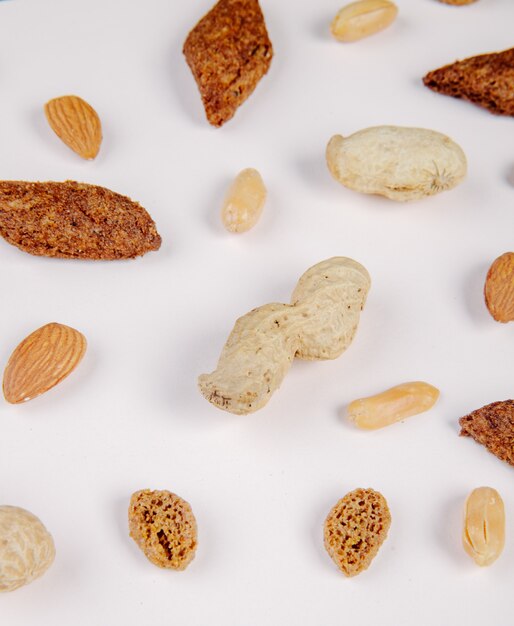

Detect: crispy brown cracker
183,0,273,127
0,180,161,260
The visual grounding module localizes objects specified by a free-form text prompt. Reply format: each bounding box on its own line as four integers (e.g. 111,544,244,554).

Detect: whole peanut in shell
326,126,467,201
198,257,370,415
0,506,55,592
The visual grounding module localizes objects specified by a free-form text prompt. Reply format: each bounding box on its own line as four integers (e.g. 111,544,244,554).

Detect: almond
484,252,514,322
44,95,102,160
3,323,87,404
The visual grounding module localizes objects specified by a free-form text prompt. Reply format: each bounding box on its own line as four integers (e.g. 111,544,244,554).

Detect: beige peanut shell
198,257,370,415
0,505,55,592
326,126,467,201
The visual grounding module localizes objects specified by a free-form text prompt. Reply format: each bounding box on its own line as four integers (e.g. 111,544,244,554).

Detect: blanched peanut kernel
331,0,398,43
463,487,505,567
347,381,439,429
221,168,266,233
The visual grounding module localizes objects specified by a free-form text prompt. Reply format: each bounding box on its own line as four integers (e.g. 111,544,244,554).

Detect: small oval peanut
221,168,266,233
463,487,505,567
331,0,398,43
347,381,440,430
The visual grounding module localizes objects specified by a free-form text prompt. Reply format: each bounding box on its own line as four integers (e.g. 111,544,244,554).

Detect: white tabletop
0,1,513,624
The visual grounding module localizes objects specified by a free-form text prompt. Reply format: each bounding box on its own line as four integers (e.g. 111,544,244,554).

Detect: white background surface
0,0,513,624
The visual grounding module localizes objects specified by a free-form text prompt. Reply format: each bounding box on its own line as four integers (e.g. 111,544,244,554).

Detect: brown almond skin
484,252,514,322
3,323,87,404
0,180,161,260
44,95,102,160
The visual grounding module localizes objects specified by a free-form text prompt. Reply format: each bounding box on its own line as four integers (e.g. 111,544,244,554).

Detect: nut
347,381,440,429
326,126,467,201
199,257,370,414
484,252,514,323
331,0,398,42
463,487,505,566
324,488,391,577
44,95,102,160
221,168,267,233
438,0,477,5
0,505,55,592
3,322,87,403
128,489,198,570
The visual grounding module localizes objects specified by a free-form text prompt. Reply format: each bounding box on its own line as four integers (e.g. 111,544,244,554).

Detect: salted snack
463,487,505,567
459,400,514,467
326,126,467,201
0,506,55,592
484,252,514,323
324,488,391,577
423,48,514,116
331,0,398,43
183,0,273,127
0,180,161,259
128,489,197,570
437,0,478,4
348,381,440,430
221,168,266,233
3,323,87,404
44,95,102,160
199,257,370,415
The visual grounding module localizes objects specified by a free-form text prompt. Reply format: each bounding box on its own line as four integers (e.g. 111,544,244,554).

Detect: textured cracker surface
183,0,273,127
128,490,197,570
324,488,391,577
459,400,514,467
0,180,161,260
423,48,514,116
326,126,467,201
198,257,370,415
0,506,55,592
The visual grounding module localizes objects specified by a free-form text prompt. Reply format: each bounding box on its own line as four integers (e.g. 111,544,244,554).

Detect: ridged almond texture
0,180,161,260
484,252,514,323
3,323,87,404
44,95,102,160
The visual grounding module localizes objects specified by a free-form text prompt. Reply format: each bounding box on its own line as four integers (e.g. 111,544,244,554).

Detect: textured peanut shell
198,257,370,415
463,487,504,567
0,506,55,592
326,126,467,201
324,488,391,577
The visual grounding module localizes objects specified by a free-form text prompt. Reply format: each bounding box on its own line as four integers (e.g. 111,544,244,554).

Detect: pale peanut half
331,0,398,43
221,168,267,233
3,323,87,404
44,95,102,160
463,487,505,567
484,252,514,323
347,381,440,429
